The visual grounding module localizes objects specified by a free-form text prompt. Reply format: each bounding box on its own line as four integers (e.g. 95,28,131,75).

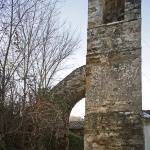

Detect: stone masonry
52,65,86,110
85,0,144,149
51,65,86,150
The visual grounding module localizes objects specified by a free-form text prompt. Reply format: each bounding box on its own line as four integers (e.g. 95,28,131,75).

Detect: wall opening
103,0,125,24
69,98,85,149
69,98,85,132
69,98,85,138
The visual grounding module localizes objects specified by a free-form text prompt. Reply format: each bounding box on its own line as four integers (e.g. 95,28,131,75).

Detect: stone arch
50,65,86,150
52,65,86,111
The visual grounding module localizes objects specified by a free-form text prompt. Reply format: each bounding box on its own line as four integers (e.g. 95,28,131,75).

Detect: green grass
69,132,84,150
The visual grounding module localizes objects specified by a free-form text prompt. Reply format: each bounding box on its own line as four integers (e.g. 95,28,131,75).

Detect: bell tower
85,0,144,149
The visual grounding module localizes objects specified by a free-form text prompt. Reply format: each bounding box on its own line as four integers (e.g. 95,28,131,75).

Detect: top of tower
88,0,141,28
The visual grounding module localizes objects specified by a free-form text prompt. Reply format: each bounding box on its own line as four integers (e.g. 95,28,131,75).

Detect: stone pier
85,0,144,149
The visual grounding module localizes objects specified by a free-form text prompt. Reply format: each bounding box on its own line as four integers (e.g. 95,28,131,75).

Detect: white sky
60,1,150,117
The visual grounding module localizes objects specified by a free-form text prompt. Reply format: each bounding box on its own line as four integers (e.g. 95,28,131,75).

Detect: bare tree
0,0,80,149
0,0,79,108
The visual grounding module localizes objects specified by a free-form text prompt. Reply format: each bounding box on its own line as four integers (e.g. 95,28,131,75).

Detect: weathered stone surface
52,65,86,109
86,54,142,114
85,0,144,149
84,112,143,150
87,20,141,54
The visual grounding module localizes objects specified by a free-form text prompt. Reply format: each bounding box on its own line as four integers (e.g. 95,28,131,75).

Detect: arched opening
70,98,85,118
51,65,86,150
69,98,85,150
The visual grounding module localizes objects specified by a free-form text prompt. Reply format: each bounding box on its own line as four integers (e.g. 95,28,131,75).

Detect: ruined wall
51,65,86,150
52,65,86,109
85,0,144,149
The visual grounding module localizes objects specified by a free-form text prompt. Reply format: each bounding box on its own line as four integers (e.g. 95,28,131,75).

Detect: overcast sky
60,1,150,117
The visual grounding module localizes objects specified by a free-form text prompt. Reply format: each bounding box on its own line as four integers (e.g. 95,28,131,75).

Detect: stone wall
52,65,86,109
85,0,144,149
86,20,141,114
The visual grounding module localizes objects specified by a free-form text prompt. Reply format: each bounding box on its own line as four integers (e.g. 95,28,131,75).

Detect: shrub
69,132,84,150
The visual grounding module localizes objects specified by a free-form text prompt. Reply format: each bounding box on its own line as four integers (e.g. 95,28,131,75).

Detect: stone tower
85,0,144,149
